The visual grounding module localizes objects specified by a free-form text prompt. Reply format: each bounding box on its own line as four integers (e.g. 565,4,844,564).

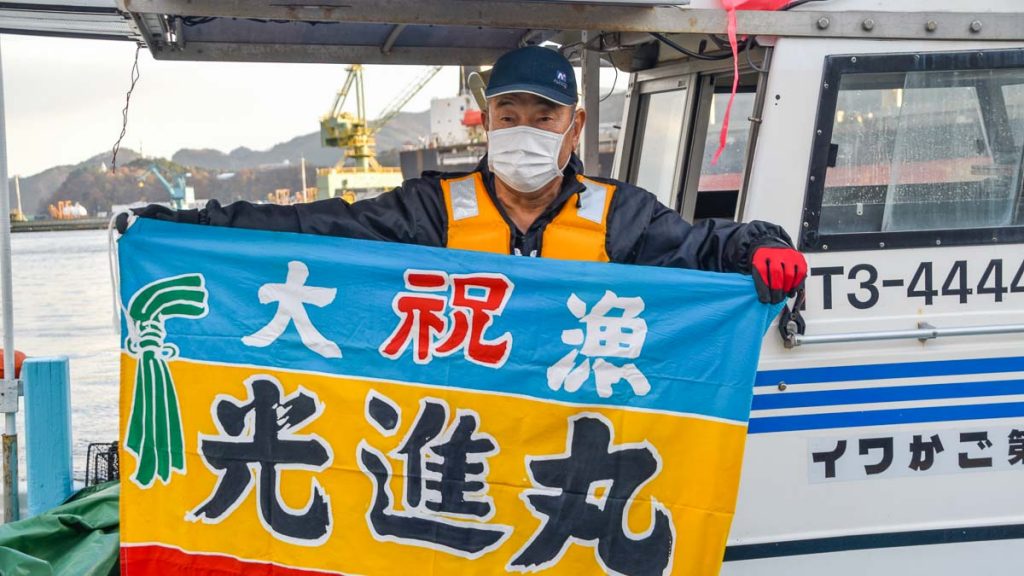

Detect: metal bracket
917,321,938,343
779,288,807,349
0,378,20,414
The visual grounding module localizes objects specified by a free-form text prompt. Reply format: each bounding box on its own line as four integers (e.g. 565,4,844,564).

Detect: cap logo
554,70,568,89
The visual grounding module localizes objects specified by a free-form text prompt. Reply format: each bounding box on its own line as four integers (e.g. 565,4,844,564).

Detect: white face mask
487,118,574,194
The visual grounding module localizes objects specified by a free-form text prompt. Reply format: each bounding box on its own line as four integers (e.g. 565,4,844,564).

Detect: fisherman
120,46,806,304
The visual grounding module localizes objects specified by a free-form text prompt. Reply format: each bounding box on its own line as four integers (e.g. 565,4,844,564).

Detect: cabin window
691,89,755,220
630,89,687,206
675,72,760,223
801,49,1024,251
1004,83,1024,149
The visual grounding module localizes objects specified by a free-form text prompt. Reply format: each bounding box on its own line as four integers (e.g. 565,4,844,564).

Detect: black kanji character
359,393,509,558
859,437,893,475
909,434,944,471
959,431,993,469
395,400,446,508
812,440,847,479
425,413,497,518
1009,429,1024,465
510,414,673,576
189,377,332,542
366,391,401,436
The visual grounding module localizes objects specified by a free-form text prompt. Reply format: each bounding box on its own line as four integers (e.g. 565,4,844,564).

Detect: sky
2,35,620,177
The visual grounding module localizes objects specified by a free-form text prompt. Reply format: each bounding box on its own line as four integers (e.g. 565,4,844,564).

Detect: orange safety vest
441,172,616,262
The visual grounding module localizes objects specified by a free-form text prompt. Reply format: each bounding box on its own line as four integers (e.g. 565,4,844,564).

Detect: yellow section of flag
120,356,749,575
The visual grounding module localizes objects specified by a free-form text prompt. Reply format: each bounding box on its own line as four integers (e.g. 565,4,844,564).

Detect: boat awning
9,1,1024,65
0,1,139,41
131,16,559,66
119,0,699,66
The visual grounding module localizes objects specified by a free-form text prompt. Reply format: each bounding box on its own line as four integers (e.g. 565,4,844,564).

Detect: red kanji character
436,274,513,367
380,271,514,367
380,271,449,364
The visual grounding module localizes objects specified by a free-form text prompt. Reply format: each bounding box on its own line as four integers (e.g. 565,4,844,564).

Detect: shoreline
11,219,110,233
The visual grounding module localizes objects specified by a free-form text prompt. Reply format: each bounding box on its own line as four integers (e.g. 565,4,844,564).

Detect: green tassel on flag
123,274,208,488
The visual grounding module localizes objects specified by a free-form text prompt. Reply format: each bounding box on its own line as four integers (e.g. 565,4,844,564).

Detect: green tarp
0,482,119,576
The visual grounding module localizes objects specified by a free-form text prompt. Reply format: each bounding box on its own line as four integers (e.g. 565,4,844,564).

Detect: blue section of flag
118,219,779,423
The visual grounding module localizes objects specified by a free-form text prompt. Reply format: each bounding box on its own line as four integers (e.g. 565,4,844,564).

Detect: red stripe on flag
121,544,344,576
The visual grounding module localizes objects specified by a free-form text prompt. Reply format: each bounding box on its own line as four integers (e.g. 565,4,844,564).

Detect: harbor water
1,229,120,485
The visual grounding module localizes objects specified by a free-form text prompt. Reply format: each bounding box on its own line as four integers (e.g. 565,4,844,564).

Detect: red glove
751,246,807,304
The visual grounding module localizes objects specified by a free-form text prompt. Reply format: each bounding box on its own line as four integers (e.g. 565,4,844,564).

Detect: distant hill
172,109,431,171
37,157,318,216
172,135,337,172
12,93,626,216
11,149,139,216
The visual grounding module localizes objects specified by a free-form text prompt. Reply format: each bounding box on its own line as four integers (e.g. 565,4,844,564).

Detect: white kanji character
547,291,650,398
592,358,650,398
242,260,341,358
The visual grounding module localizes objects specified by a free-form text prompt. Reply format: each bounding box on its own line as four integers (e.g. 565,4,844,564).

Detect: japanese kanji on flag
117,219,781,576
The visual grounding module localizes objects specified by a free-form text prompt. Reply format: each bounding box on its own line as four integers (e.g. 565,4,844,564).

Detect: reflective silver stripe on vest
577,179,608,224
448,176,479,221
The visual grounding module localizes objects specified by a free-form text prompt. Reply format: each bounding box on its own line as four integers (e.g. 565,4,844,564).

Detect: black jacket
138,155,789,273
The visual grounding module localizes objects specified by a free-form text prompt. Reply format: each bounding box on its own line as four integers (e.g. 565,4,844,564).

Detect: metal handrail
786,322,1024,347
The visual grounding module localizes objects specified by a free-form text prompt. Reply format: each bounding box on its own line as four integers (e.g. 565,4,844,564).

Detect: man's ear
481,111,489,132
572,108,586,147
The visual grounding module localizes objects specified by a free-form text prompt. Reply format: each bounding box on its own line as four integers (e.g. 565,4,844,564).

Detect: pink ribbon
713,0,789,164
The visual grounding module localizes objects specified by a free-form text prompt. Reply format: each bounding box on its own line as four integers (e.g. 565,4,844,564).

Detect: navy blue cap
485,46,578,107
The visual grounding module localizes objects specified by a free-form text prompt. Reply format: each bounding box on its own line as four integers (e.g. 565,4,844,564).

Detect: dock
11,218,109,234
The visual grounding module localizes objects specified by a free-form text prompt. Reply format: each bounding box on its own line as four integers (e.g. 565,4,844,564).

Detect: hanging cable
181,16,216,26
706,34,733,50
183,16,326,26
783,0,830,10
111,44,141,171
600,58,619,103
651,32,740,61
744,38,768,73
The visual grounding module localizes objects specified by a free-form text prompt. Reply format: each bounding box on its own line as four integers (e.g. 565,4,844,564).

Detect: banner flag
117,219,780,576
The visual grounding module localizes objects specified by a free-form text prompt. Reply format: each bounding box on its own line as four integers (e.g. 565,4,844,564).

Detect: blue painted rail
22,357,73,517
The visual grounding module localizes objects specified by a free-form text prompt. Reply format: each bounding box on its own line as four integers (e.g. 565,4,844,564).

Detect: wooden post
23,357,73,516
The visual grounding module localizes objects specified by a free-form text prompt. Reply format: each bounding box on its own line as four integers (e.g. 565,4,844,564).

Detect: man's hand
751,246,807,304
